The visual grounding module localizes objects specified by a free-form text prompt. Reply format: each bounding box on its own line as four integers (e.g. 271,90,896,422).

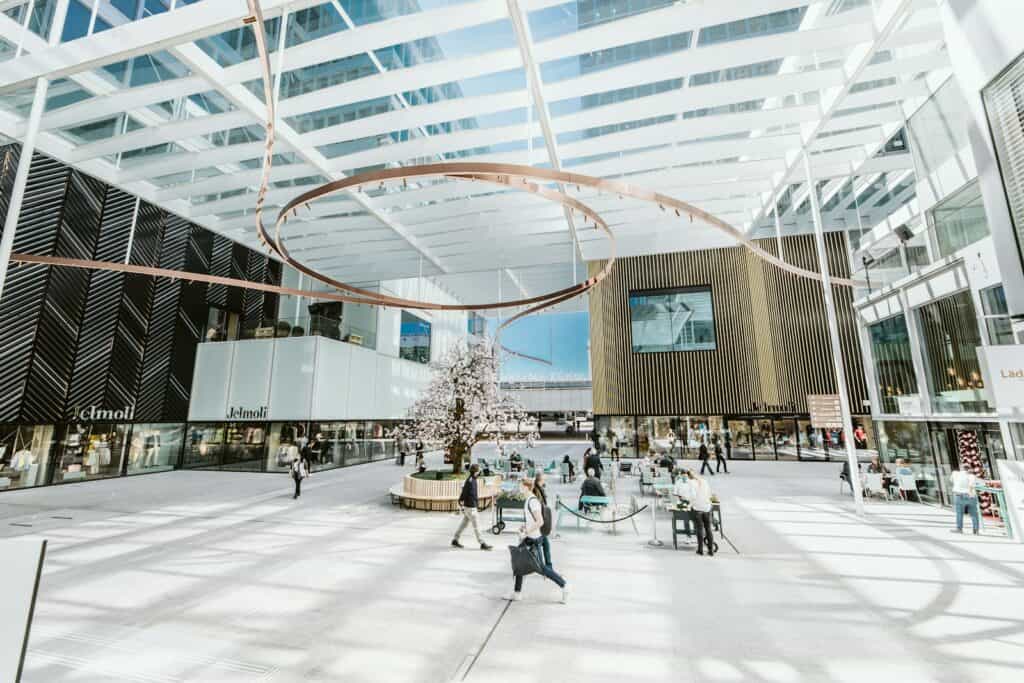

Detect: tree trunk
451,442,465,474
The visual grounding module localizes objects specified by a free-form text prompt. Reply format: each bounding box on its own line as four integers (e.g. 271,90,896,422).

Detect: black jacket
584,453,602,476
459,476,479,508
580,476,606,498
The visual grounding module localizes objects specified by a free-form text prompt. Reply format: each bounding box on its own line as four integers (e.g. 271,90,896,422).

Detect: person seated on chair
579,468,607,511
658,451,675,472
868,457,893,492
562,453,575,480
583,448,602,478
509,450,523,472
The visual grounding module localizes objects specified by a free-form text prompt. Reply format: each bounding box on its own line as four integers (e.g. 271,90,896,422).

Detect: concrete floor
2,442,1023,682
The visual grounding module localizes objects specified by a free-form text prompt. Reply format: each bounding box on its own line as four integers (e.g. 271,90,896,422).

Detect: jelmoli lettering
999,368,1024,379
227,406,269,419
76,405,135,421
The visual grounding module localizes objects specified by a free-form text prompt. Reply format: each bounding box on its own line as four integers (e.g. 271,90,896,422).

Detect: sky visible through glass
488,311,590,383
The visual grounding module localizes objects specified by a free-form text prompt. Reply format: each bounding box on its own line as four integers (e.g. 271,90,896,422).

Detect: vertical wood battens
589,235,869,417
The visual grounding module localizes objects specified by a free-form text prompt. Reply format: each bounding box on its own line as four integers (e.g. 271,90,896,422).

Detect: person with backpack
290,455,307,499
452,464,493,551
508,478,568,603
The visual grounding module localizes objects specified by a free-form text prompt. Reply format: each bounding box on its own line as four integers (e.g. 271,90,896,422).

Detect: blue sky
487,311,590,382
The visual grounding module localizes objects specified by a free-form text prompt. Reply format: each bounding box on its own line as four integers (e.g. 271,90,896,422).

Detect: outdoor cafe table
667,503,723,550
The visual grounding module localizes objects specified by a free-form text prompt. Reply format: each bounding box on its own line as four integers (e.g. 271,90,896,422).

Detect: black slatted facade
0,144,279,424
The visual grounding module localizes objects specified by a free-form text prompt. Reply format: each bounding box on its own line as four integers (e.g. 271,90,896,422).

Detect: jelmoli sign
227,406,268,420
978,345,1024,416
75,405,135,421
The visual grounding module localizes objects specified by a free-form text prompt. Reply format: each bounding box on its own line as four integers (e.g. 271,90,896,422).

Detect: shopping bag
508,540,543,576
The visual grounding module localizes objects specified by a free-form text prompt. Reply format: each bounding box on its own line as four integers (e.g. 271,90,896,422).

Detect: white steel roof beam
505,0,580,262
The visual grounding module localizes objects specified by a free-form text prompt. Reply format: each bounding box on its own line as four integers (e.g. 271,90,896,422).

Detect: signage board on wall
807,394,843,429
978,345,1024,416
996,460,1024,544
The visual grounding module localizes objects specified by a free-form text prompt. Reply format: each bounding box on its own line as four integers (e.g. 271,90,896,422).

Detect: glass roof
0,0,951,289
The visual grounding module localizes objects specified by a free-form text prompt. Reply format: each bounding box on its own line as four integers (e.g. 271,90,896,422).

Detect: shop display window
222,423,266,471
267,422,308,473
126,424,183,475
595,417,636,458
58,423,127,483
0,425,55,490
726,420,753,460
184,423,225,469
877,420,941,504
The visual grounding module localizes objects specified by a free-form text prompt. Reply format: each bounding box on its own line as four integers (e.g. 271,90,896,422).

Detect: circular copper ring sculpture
11,0,859,323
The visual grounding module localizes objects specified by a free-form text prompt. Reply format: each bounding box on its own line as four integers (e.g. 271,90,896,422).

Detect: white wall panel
226,340,274,417
188,342,235,420
377,306,400,358
269,337,317,420
311,337,351,419
346,345,378,419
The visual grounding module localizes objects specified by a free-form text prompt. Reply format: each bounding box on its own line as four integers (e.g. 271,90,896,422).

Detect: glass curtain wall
929,181,990,258
916,291,991,414
868,313,920,414
595,416,637,458
979,285,1016,345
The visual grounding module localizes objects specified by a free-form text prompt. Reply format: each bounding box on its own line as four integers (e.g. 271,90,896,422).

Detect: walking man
714,437,728,474
699,442,714,475
452,464,493,550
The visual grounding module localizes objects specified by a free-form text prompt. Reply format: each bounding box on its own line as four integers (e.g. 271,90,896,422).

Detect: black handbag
509,540,543,577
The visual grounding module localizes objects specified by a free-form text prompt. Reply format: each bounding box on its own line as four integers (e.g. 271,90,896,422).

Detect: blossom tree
394,338,534,474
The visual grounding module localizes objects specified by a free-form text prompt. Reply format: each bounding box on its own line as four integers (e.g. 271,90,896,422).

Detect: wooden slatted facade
589,233,869,417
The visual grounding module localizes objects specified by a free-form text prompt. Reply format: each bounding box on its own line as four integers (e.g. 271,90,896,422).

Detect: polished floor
2,443,1022,682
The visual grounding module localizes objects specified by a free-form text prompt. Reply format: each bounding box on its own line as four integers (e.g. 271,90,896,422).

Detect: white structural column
0,0,71,305
804,154,864,516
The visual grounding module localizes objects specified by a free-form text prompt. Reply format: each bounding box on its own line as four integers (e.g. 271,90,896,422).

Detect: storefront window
400,311,432,363
266,422,308,473
979,284,1015,345
928,424,1004,504
184,423,224,469
877,420,940,504
638,417,678,455
680,416,712,457
222,423,266,471
57,423,127,483
595,416,636,458
929,181,990,258
0,425,55,490
127,424,183,475
917,290,991,414
726,420,753,460
868,313,920,415
774,418,799,460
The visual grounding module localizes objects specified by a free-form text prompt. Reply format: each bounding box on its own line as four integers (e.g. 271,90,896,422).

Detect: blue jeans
514,537,565,591
954,494,979,532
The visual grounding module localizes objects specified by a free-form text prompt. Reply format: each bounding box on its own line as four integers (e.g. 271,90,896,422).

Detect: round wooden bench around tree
388,474,500,512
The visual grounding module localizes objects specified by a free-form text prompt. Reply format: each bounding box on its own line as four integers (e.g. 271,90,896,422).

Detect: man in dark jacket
452,464,492,550
583,448,602,479
579,468,607,510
